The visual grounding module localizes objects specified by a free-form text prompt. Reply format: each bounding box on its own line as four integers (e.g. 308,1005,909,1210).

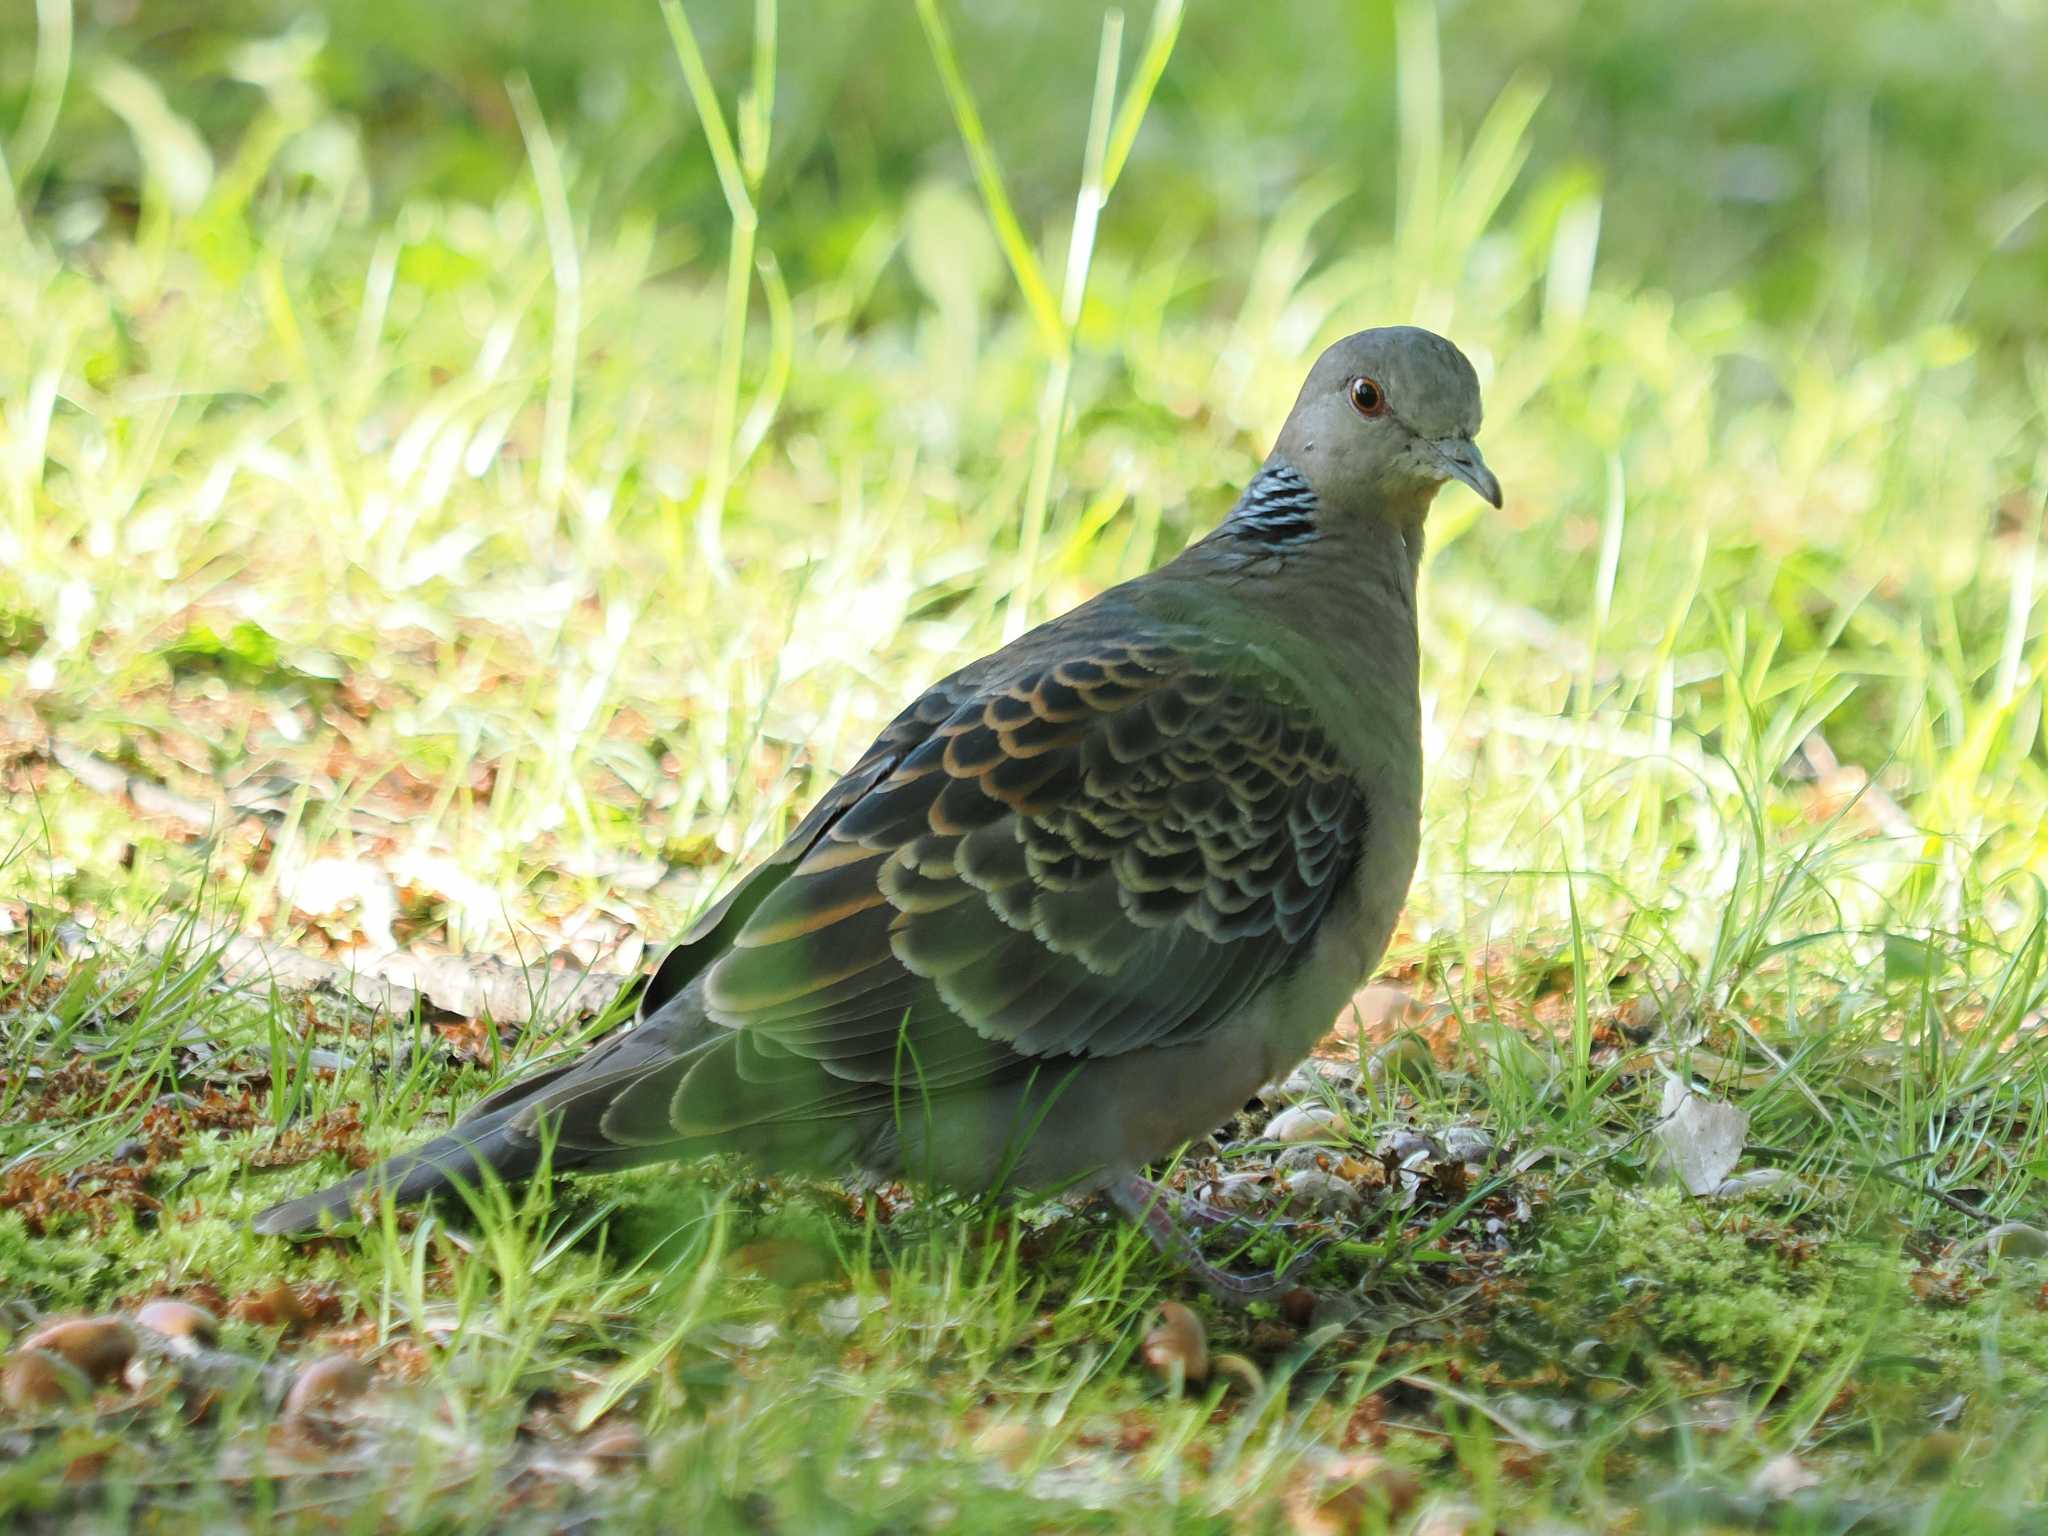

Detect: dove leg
1174,1184,1319,1234
1161,1186,1315,1240
1108,1174,1329,1306
1156,1188,1237,1229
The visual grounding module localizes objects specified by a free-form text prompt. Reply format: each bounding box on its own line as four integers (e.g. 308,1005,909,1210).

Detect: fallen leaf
581,1420,643,1465
1655,1080,1749,1195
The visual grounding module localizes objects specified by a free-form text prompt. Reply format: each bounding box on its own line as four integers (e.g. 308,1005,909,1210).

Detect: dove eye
1347,376,1387,419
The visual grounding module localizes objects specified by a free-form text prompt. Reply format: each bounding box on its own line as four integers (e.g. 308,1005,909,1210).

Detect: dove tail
252,989,730,1237
250,1099,567,1236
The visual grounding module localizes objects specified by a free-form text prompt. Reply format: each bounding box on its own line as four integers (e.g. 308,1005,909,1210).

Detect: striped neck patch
1225,463,1320,546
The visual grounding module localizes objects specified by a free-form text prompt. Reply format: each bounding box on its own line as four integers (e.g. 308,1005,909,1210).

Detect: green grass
5,0,2048,1529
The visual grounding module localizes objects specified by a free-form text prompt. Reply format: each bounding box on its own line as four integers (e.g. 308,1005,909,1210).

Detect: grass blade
1100,0,1184,197
913,0,1064,358
507,74,583,514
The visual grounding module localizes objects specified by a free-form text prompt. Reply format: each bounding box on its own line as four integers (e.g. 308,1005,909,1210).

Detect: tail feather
253,991,723,1238
251,1102,550,1236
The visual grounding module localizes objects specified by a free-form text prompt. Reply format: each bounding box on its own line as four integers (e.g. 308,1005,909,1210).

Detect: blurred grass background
4,0,2046,964
14,0,2047,330
6,0,2048,1527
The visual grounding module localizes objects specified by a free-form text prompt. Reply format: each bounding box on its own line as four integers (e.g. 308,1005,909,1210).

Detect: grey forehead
1315,326,1483,437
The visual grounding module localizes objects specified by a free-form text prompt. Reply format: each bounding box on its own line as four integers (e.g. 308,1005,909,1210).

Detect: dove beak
1435,438,1502,509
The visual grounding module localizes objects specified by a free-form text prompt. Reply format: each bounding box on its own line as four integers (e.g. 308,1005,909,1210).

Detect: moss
0,1212,122,1313
1543,1186,1882,1379
1536,1185,2048,1425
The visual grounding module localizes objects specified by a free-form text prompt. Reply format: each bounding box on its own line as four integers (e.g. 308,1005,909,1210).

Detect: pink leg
1107,1174,1330,1306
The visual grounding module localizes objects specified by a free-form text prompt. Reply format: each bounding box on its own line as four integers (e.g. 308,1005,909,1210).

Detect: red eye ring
1347,376,1387,418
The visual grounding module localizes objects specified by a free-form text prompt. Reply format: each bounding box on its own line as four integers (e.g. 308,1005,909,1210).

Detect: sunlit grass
3,0,2048,1529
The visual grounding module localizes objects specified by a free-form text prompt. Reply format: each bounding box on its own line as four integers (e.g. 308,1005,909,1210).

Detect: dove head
1270,327,1500,521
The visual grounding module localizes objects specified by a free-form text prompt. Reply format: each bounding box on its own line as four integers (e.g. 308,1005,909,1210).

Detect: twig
44,737,393,838
1394,1372,1563,1453
1799,731,1917,841
48,740,221,833
33,910,634,1028
145,918,633,1026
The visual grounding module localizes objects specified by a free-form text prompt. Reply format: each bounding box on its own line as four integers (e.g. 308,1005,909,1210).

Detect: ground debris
246,1105,372,1172
0,1158,160,1237
1653,1079,1750,1196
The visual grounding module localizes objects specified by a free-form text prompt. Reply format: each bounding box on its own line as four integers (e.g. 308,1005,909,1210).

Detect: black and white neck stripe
1224,463,1320,547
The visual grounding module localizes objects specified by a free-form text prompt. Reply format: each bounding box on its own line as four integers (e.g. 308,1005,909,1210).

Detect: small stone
1261,1059,1362,1107
1266,1104,1347,1144
971,1420,1035,1468
20,1316,137,1383
1196,1172,1271,1210
1706,1168,1793,1199
1282,1168,1358,1216
282,1355,371,1421
1348,985,1430,1035
1141,1301,1208,1389
1286,1453,1422,1534
1986,1222,2048,1260
1382,1129,1446,1165
2,1349,93,1411
1749,1451,1820,1499
1440,1127,1495,1165
1275,1145,1335,1174
1319,1057,1364,1091
1258,1077,1303,1109
1367,1032,1438,1092
134,1300,220,1351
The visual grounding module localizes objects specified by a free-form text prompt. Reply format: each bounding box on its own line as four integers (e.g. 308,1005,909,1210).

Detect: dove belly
864,857,1407,1194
